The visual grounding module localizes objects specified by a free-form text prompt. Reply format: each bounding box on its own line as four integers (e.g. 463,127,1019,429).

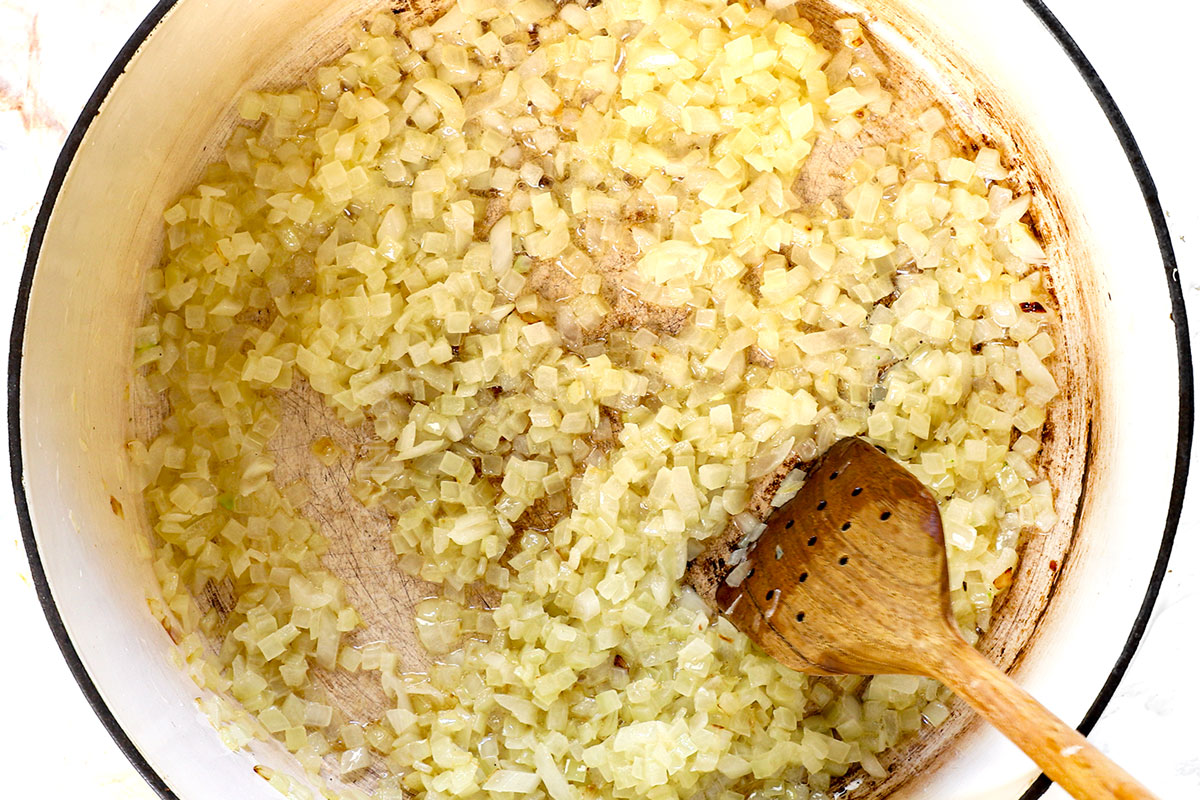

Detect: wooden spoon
705,437,1155,800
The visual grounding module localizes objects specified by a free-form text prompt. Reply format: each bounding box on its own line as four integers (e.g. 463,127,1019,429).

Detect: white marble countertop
1,1,1197,798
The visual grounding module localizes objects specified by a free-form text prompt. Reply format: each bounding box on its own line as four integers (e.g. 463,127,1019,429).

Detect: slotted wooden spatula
707,437,1155,800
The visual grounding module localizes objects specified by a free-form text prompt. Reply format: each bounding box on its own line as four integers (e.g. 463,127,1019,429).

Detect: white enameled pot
11,1,1190,799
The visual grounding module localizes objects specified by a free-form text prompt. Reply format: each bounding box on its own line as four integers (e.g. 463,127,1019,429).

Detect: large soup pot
11,1,1190,799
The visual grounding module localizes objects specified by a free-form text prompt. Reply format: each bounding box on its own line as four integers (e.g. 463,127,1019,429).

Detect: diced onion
136,1,1060,798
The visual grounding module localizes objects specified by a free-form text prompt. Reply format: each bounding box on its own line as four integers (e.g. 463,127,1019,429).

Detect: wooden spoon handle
931,638,1157,800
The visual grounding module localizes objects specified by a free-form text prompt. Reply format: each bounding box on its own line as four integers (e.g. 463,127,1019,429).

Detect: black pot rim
8,2,1192,799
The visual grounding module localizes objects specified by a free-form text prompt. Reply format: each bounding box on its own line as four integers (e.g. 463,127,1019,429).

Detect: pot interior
16,1,1182,799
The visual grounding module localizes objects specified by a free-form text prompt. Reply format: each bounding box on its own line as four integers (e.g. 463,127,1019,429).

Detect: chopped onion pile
133,1,1060,798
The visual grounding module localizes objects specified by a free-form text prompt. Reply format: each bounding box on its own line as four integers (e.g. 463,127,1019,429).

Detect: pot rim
7,2,1192,799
